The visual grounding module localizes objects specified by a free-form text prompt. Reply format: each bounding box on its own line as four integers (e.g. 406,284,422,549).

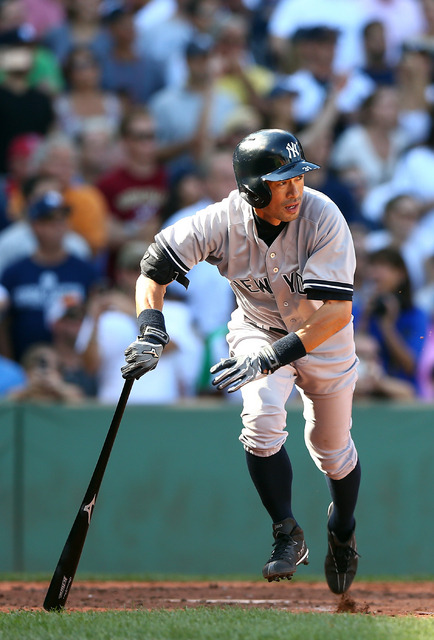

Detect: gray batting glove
121,326,169,380
210,345,281,393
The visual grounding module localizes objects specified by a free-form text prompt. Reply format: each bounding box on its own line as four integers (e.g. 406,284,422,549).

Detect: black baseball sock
245,447,294,524
326,458,361,542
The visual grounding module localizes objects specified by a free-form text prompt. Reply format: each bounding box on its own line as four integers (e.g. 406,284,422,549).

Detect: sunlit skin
255,175,304,225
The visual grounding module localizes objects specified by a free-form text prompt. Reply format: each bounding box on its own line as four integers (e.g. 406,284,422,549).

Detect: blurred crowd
0,0,434,405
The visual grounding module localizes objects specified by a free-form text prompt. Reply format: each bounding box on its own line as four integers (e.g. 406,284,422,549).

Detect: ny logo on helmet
286,141,299,160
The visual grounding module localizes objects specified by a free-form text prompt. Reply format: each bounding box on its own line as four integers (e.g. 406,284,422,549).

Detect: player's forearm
135,274,167,314
295,300,353,353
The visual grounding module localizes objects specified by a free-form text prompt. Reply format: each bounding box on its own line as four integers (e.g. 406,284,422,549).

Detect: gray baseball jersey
155,186,355,336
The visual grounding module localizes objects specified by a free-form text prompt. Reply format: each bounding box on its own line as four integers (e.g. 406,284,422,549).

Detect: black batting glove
121,325,170,380
210,345,280,393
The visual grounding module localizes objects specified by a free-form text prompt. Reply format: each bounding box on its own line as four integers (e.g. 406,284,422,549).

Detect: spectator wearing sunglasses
96,106,169,281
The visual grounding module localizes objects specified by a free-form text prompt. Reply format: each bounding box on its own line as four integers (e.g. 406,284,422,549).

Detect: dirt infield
0,580,433,616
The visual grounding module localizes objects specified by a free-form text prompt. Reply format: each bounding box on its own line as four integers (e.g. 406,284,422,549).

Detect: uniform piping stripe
304,280,353,292
156,236,189,274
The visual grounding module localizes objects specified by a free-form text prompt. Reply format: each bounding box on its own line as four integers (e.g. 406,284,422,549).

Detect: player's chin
283,206,300,221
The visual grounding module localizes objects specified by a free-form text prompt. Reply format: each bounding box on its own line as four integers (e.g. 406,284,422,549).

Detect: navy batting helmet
233,129,320,208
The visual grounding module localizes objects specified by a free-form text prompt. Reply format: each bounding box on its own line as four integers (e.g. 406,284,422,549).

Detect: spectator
0,174,91,277
0,0,64,95
355,247,429,394
364,194,426,290
31,133,109,261
359,20,396,86
260,82,299,132
331,85,416,197
76,119,120,185
8,342,84,403
0,133,42,230
277,26,375,130
159,168,205,224
77,240,203,403
98,1,166,107
267,0,367,74
96,107,169,279
212,13,275,111
48,295,98,397
0,189,100,362
148,34,239,178
361,0,427,66
0,43,54,174
302,131,364,227
354,331,415,401
43,0,111,64
54,44,123,139
362,107,434,237
134,0,220,89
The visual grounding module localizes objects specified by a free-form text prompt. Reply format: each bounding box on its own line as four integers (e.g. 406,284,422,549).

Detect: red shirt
96,166,168,224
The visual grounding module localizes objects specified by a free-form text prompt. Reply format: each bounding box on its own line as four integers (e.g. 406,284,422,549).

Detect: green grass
0,609,433,640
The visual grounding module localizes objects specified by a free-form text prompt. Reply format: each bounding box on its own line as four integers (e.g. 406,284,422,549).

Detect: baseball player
121,129,361,594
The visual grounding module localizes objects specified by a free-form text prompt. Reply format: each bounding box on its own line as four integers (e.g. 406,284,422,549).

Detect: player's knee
305,436,357,480
239,412,287,457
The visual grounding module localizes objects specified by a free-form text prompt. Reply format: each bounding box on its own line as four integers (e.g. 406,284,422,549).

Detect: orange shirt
62,185,109,255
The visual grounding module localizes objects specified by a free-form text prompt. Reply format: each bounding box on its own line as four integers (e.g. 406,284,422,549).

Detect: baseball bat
43,378,134,611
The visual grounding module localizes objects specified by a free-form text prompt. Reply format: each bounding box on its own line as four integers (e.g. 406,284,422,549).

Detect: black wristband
137,308,166,336
272,332,306,366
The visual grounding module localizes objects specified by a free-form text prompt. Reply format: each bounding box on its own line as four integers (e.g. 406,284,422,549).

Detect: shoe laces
270,533,297,561
333,542,360,572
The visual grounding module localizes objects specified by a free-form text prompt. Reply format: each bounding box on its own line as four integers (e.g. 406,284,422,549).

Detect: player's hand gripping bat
43,378,134,611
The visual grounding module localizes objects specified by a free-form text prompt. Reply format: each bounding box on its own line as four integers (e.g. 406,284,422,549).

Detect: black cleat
324,503,359,594
262,517,309,582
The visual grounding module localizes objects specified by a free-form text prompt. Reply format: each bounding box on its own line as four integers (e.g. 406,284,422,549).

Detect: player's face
256,175,305,225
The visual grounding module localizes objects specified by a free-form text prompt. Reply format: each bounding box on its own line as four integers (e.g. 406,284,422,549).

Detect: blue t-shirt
368,306,429,390
0,355,26,395
1,255,99,362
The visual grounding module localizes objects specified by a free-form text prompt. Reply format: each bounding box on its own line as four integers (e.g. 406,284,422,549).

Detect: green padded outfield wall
1,401,433,576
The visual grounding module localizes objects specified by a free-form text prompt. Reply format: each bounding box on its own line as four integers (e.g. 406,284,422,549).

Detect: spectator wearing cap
0,0,64,95
0,174,91,278
261,81,299,131
277,25,375,129
148,32,239,179
0,187,100,363
98,0,166,107
267,0,368,74
0,40,54,174
30,132,109,262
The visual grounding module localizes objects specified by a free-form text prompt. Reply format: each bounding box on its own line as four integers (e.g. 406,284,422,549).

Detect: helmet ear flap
239,181,271,209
